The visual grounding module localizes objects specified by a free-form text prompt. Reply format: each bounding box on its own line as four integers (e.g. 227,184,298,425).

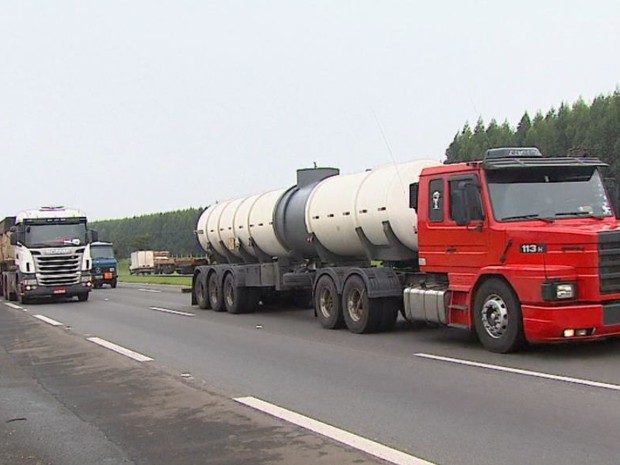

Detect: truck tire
77,293,89,302
314,275,344,329
208,272,224,312
223,273,252,314
94,282,103,289
111,278,117,289
19,293,31,305
379,298,399,332
342,275,382,334
473,278,526,353
194,274,210,310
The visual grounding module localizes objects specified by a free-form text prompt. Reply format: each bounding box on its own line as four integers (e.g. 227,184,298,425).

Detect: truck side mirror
88,230,99,243
409,183,419,211
451,189,470,226
9,232,18,246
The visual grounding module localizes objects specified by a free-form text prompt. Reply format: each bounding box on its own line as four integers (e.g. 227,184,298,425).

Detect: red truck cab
416,148,620,352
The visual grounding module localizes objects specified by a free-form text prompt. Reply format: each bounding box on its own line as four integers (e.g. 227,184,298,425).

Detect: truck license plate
104,272,113,279
53,289,66,295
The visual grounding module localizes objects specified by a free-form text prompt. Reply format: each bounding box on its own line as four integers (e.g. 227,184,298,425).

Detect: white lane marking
149,306,195,317
4,302,23,309
86,337,153,362
138,288,162,293
415,353,620,392
235,397,435,465
33,314,64,326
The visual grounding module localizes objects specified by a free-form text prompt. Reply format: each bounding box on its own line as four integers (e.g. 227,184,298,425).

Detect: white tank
247,188,288,257
198,188,289,260
306,160,440,258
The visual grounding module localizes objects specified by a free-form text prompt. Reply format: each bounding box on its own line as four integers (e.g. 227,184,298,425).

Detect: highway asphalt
2,283,620,465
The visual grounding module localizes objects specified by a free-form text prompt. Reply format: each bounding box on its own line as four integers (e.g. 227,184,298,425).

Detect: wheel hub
481,294,508,339
319,288,333,318
347,290,362,322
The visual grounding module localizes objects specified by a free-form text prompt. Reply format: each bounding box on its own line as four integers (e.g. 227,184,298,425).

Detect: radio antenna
372,108,398,165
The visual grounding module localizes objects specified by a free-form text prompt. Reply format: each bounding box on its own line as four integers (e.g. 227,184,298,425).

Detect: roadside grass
117,258,193,287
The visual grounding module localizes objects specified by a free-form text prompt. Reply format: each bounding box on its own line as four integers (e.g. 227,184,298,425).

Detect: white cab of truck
0,206,94,304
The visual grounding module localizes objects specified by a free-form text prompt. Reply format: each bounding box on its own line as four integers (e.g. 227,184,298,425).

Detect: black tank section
273,167,339,259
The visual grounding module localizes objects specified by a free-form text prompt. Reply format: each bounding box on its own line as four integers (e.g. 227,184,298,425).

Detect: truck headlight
542,282,577,301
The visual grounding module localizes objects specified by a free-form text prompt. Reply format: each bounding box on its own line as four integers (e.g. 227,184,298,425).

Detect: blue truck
90,241,118,288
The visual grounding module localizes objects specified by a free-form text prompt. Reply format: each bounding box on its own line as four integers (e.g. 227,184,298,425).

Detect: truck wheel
94,282,102,289
19,294,31,305
111,278,117,289
342,275,382,334
315,275,344,329
208,272,224,312
223,273,250,314
473,278,525,353
77,293,89,302
194,274,210,310
379,298,399,332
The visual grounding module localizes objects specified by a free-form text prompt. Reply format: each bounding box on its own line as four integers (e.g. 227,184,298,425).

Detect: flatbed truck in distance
191,148,620,353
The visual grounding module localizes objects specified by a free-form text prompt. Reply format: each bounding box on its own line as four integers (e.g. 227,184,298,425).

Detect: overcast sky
1,1,619,221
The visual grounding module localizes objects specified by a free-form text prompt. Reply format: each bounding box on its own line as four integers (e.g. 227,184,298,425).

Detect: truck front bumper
23,283,92,299
522,302,620,342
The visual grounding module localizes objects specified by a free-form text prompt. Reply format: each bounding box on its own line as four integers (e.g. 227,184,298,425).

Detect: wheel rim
225,280,234,307
209,276,219,304
196,281,205,305
319,287,333,319
481,293,509,339
346,289,363,322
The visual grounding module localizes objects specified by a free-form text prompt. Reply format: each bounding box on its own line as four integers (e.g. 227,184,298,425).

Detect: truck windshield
91,245,115,259
486,166,614,221
23,222,88,247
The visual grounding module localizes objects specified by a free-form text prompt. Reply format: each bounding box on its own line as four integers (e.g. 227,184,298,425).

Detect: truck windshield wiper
500,214,554,222
554,211,605,219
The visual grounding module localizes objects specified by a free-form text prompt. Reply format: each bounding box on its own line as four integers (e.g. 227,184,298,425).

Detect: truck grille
34,253,81,286
598,231,620,294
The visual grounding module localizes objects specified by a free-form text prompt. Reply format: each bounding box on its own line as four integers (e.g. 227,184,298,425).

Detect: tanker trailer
192,159,440,333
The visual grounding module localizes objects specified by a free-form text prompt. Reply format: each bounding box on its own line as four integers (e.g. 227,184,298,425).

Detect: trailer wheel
379,298,399,332
342,276,382,334
208,272,224,312
473,278,526,353
194,275,210,310
223,273,250,314
315,275,344,329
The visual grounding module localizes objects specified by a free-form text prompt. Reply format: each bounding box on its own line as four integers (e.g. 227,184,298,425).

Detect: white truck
0,207,95,304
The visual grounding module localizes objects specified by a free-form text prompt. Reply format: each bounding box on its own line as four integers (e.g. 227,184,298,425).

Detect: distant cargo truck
0,207,95,304
129,250,206,275
91,241,118,288
130,250,175,275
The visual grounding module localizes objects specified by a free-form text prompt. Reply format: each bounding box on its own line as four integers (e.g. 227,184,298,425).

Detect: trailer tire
379,298,399,332
315,275,344,329
473,278,525,353
342,275,382,334
194,275,210,310
223,273,250,314
208,272,224,312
